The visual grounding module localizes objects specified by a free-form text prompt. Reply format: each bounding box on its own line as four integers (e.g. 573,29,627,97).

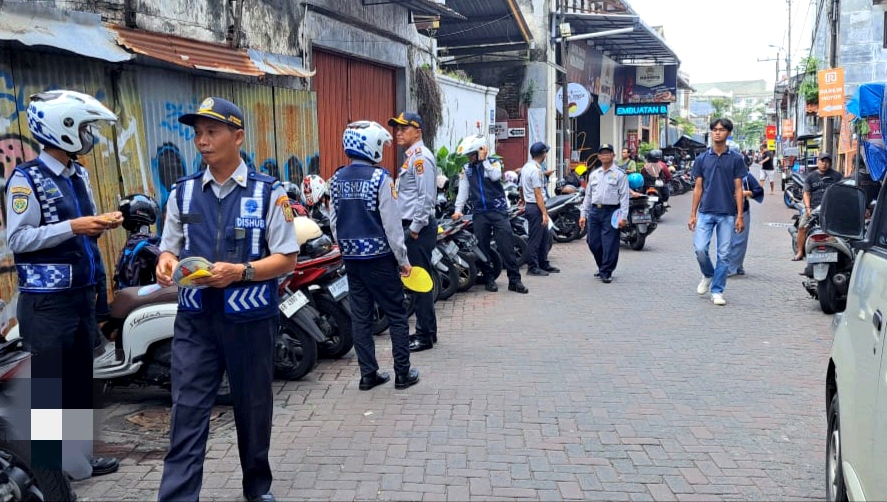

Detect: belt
593,203,619,209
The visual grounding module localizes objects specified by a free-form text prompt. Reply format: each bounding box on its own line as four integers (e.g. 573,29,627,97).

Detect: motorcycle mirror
820,184,866,241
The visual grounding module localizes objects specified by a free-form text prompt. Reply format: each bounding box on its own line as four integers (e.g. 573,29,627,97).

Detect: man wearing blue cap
521,142,559,276
155,96,298,502
578,144,629,283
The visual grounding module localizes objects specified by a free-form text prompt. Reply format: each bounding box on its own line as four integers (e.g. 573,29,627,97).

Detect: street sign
614,103,668,116
507,128,526,138
818,68,844,117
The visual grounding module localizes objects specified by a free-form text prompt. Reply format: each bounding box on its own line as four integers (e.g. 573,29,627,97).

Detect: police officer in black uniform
451,135,528,294
6,90,122,483
155,97,298,502
329,120,420,391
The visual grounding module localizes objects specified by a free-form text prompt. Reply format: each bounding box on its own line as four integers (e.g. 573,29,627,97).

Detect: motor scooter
619,196,657,251
800,210,856,314
548,192,583,243
0,338,75,501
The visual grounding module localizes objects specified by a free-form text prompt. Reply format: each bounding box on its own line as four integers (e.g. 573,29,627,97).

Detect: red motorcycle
278,220,353,360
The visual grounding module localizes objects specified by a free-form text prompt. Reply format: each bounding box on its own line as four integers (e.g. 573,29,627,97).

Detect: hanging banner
615,66,678,103
782,119,794,139
766,125,776,140
598,56,616,114
767,139,776,150
818,67,845,117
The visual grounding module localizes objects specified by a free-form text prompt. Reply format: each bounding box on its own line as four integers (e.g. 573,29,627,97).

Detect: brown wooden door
313,50,397,179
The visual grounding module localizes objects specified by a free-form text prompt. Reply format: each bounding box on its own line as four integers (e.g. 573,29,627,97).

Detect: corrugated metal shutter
313,50,397,178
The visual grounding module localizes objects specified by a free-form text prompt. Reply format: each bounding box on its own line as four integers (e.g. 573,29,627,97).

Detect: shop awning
360,0,466,20
0,2,133,63
434,0,532,58
561,13,680,66
112,27,314,78
672,134,706,150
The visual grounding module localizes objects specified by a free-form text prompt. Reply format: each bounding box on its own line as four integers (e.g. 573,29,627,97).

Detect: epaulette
249,171,277,184
176,171,203,185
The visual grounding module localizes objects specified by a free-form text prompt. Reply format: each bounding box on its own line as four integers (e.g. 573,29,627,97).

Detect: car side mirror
820,183,867,241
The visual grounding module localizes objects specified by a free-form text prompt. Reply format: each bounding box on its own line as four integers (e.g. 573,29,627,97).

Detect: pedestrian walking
578,144,629,283
388,111,437,352
6,90,122,483
688,118,748,306
759,147,776,194
728,171,764,276
155,97,298,502
521,142,559,276
329,120,420,390
792,152,843,261
451,135,528,294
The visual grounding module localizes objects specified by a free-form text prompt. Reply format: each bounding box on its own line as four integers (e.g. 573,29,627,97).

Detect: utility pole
559,0,570,179
787,0,793,147
823,0,839,161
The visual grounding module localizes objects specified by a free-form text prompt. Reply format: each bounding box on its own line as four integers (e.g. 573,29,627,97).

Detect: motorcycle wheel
818,270,845,314
456,251,478,292
476,248,502,284
436,255,460,301
629,232,646,251
784,191,794,208
275,317,318,380
371,303,389,336
0,420,75,501
314,296,353,359
552,213,580,243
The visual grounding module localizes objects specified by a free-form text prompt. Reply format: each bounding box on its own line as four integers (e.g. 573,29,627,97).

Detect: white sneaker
711,293,727,306
696,277,712,295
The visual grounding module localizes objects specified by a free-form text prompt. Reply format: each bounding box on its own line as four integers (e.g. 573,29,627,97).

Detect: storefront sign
556,83,592,118
615,103,668,116
615,66,678,103
782,119,794,139
767,139,776,151
818,67,845,117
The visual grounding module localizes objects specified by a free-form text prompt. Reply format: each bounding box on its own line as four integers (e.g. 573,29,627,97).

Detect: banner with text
818,67,845,117
615,65,678,104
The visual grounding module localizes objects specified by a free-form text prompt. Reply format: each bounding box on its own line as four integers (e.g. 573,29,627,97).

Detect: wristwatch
242,262,255,281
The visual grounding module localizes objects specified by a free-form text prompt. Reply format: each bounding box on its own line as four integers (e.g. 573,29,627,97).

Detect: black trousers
586,205,620,276
17,289,96,473
473,211,521,283
524,204,549,270
345,256,411,378
404,220,437,339
158,313,275,501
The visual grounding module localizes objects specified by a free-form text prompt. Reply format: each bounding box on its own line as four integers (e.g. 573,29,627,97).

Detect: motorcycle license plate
633,212,652,223
807,251,838,264
327,275,349,301
647,196,659,202
279,290,309,317
444,241,459,256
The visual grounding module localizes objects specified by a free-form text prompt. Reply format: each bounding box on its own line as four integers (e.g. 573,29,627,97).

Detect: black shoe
508,282,529,294
395,369,420,389
90,457,119,477
247,493,276,502
528,267,549,276
541,265,560,273
359,371,390,391
601,276,612,284
485,281,499,292
409,337,434,352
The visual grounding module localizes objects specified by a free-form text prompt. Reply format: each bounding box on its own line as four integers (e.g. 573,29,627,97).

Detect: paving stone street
75,169,833,501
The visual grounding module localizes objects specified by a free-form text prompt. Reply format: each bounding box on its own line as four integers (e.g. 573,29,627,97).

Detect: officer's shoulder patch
275,195,289,207
9,186,31,196
11,194,28,214
491,160,502,170
280,200,294,222
414,158,425,175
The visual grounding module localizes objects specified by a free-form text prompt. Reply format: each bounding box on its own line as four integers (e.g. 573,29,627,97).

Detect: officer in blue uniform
155,97,298,502
452,135,528,294
388,111,438,352
6,90,122,482
578,144,629,283
329,120,420,391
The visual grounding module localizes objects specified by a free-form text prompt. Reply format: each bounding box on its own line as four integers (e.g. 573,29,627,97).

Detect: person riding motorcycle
641,149,670,205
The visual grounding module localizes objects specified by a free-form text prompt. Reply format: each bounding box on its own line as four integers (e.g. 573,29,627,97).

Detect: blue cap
598,143,615,153
529,142,549,157
179,97,244,129
388,111,424,130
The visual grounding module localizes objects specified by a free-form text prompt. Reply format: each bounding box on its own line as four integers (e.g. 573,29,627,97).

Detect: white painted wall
435,74,499,154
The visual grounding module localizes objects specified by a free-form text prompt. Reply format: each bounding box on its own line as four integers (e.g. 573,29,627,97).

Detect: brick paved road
76,172,833,501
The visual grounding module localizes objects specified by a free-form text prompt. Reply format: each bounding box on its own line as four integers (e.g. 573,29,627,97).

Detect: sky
626,0,814,88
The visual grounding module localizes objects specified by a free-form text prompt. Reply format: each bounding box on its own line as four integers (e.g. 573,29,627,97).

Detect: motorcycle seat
546,194,576,211
109,285,179,319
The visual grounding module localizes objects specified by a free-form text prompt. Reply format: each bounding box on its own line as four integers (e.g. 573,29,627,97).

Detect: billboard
615,65,678,104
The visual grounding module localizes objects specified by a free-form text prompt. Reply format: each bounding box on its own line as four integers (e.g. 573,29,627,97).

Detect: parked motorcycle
548,192,583,243
438,218,478,292
0,338,75,501
784,171,805,208
620,196,657,251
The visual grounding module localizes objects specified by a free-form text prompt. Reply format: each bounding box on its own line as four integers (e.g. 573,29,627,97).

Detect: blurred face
818,158,831,172
710,124,730,145
193,117,243,169
599,150,615,164
621,149,630,159
394,124,421,147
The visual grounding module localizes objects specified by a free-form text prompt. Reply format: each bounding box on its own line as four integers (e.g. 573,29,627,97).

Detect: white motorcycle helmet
456,134,488,157
436,174,449,190
292,216,322,243
343,120,392,164
27,90,117,156
302,174,327,208
503,170,518,184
